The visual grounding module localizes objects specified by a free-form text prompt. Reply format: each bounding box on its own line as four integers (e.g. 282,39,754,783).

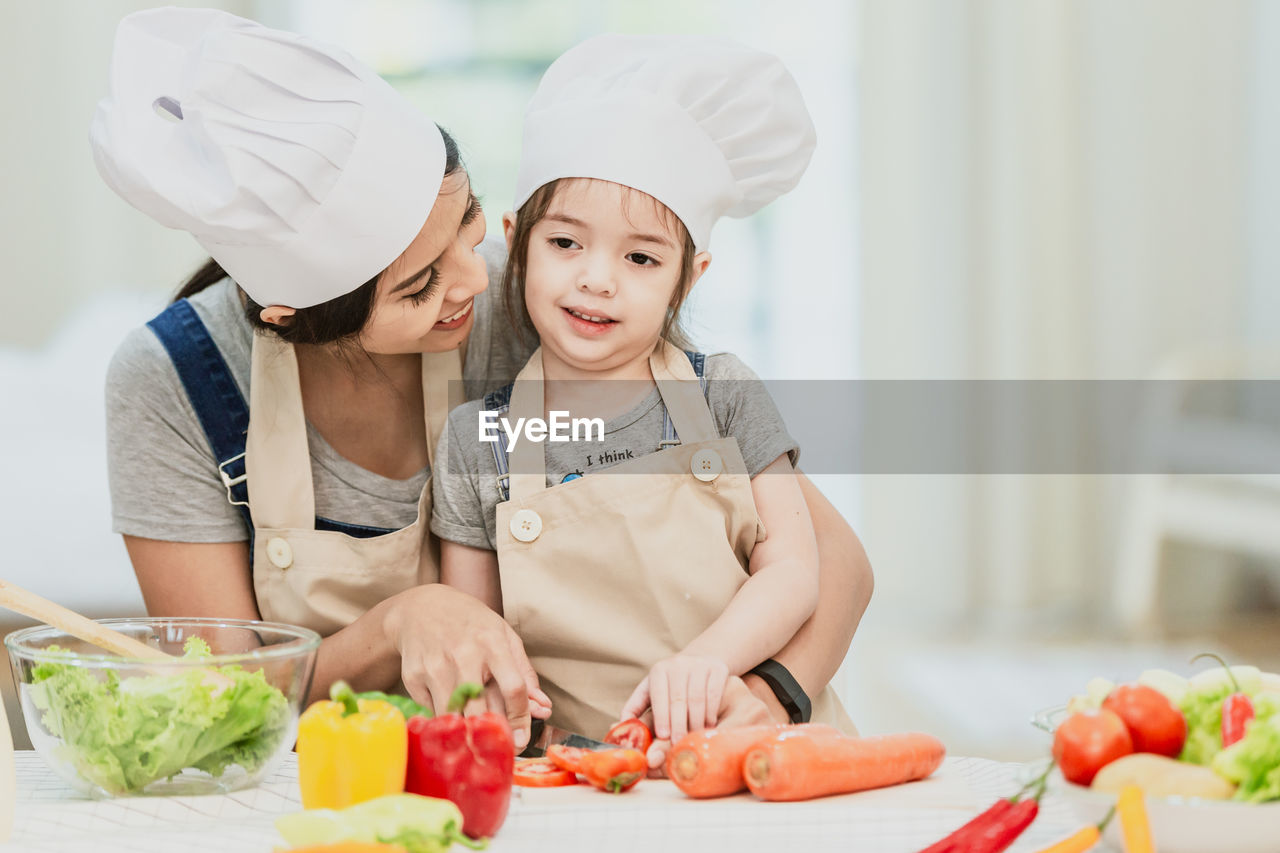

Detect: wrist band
748,658,812,724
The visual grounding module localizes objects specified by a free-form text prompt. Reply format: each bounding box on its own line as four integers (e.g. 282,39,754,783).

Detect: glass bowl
1031,704,1280,853
6,617,319,798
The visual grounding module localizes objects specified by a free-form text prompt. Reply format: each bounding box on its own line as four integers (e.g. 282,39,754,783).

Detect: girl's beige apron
245,334,463,637
495,341,854,738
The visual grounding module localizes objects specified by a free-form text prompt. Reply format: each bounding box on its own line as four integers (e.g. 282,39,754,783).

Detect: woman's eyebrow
389,191,480,295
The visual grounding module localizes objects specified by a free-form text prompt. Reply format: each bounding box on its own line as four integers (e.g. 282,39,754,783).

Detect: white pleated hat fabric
90,7,446,308
513,34,816,251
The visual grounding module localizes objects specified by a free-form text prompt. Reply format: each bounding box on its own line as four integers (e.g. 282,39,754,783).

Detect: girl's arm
680,454,819,673
742,472,873,722
440,540,503,614
126,535,545,745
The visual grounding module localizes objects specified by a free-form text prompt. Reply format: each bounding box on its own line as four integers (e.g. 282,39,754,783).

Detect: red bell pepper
404,683,514,839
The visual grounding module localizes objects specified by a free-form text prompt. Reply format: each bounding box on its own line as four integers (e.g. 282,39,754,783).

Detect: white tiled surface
2,751,1083,853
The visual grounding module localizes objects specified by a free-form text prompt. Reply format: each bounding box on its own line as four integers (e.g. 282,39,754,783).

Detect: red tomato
605,719,654,754
1102,684,1187,758
513,758,578,787
579,748,647,793
546,744,590,774
1053,709,1134,785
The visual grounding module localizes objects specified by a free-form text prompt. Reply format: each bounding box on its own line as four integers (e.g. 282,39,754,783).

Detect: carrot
666,724,783,798
743,730,946,802
667,723,838,798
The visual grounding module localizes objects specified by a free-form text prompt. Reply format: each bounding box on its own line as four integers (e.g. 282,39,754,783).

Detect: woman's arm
681,455,819,673
125,535,545,747
741,472,873,721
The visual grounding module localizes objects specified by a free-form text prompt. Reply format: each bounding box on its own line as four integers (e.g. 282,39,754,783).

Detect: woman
95,8,872,752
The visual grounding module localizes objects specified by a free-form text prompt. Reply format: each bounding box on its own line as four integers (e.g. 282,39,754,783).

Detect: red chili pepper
916,798,1014,852
1222,692,1255,747
969,797,1040,853
404,683,514,839
1192,653,1256,747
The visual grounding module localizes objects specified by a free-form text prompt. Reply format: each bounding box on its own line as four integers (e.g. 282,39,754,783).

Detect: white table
1,752,1088,853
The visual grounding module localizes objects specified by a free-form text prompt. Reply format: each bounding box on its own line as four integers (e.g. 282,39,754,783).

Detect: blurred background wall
1,0,1276,757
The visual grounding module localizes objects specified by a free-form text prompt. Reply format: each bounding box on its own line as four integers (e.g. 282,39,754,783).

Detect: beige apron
245,334,464,637
495,341,854,738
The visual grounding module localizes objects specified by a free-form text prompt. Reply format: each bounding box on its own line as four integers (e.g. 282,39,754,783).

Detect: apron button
690,449,723,482
509,509,543,543
266,537,293,569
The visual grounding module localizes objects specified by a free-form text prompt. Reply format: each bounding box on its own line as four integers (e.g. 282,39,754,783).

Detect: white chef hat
90,7,446,309
513,34,816,252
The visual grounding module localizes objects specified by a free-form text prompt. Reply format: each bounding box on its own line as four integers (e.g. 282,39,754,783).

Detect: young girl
432,34,854,748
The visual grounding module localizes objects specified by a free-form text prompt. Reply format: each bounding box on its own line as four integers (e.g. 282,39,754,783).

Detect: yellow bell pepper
298,681,407,809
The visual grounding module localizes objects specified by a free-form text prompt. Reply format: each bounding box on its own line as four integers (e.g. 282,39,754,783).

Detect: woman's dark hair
502,178,697,352
174,126,464,347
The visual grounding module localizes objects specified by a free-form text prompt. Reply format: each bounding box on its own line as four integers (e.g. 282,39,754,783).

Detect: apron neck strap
505,341,719,502
422,347,464,470
649,341,719,445
246,333,317,529
506,348,548,502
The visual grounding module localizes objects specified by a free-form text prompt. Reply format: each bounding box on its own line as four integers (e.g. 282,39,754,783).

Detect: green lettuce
1179,682,1232,765
26,637,289,794
1212,715,1280,802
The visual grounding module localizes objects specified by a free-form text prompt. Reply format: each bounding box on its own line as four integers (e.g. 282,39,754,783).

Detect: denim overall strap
146,299,252,530
146,300,393,540
658,350,709,449
484,384,515,502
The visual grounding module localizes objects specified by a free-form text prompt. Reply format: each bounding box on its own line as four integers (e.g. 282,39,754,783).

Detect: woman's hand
384,584,550,749
638,674,772,775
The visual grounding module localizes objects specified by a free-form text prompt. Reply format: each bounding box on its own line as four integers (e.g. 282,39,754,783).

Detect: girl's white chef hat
90,7,446,309
513,34,816,252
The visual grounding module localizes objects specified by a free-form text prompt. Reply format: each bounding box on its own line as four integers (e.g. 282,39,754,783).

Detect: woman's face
360,170,489,355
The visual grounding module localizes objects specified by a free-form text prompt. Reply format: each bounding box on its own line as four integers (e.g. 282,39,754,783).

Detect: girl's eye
627,252,658,266
550,237,578,250
405,269,440,305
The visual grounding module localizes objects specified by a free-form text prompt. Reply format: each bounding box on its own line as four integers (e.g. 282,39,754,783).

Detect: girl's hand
383,584,549,749
639,675,775,773
622,653,730,745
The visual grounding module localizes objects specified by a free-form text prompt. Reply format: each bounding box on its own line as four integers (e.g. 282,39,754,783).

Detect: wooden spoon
0,579,231,690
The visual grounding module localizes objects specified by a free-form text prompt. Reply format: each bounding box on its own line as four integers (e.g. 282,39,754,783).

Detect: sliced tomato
605,718,654,754
546,744,591,774
513,757,579,787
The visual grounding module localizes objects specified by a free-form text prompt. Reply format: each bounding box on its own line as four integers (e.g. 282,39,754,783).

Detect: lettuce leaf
1179,682,1232,766
1211,716,1280,802
26,638,288,794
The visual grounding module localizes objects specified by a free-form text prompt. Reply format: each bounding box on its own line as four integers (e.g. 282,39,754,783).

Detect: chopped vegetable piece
513,758,578,787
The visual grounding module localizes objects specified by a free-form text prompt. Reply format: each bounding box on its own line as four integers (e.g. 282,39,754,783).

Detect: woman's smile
434,299,474,330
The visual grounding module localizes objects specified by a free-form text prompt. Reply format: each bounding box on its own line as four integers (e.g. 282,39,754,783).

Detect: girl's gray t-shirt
105,239,535,543
430,353,800,551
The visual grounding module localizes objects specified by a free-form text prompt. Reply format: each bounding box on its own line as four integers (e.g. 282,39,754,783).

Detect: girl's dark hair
502,179,697,352
173,126,464,347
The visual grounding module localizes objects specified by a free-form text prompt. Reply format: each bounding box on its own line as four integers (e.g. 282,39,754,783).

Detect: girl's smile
561,304,618,336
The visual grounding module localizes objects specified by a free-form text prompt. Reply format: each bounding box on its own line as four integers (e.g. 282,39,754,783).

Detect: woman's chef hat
513,34,816,252
90,7,446,309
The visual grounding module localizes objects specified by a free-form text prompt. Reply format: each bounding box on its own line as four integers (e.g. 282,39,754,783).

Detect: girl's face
360,170,489,355
510,179,708,374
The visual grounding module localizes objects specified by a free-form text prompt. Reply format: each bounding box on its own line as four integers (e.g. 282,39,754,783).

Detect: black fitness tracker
748,658,812,724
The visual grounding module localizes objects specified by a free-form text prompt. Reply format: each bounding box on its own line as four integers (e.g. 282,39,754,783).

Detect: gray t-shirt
106,239,535,542
430,353,799,550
